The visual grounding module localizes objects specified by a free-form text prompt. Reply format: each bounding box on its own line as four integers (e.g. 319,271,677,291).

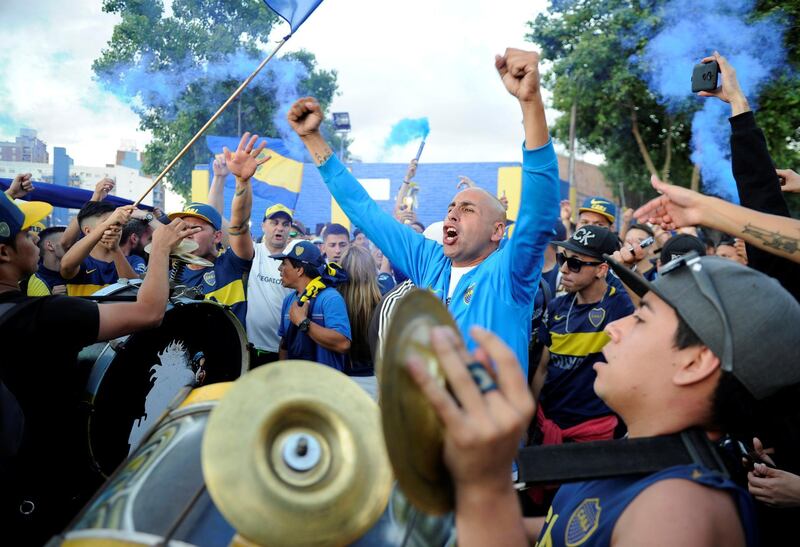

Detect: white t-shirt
448,265,477,300
246,242,292,352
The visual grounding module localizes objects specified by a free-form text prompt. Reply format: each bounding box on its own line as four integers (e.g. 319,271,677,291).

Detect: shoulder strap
0,297,41,330
517,428,730,485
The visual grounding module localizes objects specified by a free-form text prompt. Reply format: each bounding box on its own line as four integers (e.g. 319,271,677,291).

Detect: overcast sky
0,0,595,207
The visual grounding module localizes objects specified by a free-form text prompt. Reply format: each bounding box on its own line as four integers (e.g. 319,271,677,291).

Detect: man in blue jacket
287,48,559,375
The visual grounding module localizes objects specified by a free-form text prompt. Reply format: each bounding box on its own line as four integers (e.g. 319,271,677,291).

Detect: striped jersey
178,248,252,326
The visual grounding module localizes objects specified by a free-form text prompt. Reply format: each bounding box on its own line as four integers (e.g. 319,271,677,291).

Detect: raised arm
495,49,560,302
223,132,266,261
61,178,115,252
61,205,133,279
288,98,442,284
636,176,800,264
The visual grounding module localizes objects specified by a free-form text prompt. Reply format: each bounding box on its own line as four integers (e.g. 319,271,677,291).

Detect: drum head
85,300,249,477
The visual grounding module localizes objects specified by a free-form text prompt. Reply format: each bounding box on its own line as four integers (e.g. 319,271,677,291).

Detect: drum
56,375,454,547
82,283,250,478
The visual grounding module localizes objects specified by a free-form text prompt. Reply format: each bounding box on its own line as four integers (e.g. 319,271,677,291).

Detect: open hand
224,132,269,182
495,48,541,103
288,96,324,137
407,325,534,494
7,173,34,199
634,175,706,230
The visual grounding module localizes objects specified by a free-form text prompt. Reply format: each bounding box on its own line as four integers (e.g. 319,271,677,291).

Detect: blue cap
168,202,222,231
579,196,617,224
270,240,325,269
0,192,52,243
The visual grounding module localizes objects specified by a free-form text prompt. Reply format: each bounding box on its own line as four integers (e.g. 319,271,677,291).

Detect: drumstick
134,36,291,207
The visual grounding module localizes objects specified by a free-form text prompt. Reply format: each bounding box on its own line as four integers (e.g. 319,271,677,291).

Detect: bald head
451,187,507,225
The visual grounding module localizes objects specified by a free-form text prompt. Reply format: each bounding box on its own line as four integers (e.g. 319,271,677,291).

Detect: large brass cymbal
379,289,456,515
201,361,392,547
144,240,214,267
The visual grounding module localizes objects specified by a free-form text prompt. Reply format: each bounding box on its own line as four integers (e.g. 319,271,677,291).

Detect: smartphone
639,236,655,249
692,61,719,93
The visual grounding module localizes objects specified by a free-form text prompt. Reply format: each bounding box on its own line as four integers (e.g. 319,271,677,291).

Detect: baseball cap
0,192,52,243
553,225,620,260
264,204,293,221
660,234,706,264
606,252,800,400
168,202,222,231
270,240,324,269
579,196,617,224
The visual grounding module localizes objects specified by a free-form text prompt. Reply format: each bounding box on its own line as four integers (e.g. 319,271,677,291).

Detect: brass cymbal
378,289,455,515
144,240,214,267
202,361,392,547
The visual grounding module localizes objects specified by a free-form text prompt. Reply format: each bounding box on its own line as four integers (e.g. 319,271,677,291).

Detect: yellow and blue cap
168,202,222,231
579,196,617,223
0,192,52,243
264,204,293,221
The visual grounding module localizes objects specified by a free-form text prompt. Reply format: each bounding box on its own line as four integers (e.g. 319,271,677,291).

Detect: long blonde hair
338,245,382,344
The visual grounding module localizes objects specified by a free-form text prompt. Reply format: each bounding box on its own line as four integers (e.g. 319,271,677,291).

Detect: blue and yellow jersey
127,254,147,276
66,256,120,297
538,283,634,428
27,266,66,296
179,248,252,326
537,465,757,546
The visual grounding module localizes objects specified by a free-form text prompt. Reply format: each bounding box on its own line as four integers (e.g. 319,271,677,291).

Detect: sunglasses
288,230,299,237
556,252,603,273
659,252,733,372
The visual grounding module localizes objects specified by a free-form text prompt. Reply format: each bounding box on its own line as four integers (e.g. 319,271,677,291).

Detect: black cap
660,234,706,264
553,225,620,260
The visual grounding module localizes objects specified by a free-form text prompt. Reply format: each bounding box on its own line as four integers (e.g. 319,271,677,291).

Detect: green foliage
94,0,340,199
529,0,800,210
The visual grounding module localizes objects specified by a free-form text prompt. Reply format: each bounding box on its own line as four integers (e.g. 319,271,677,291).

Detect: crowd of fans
1,46,799,546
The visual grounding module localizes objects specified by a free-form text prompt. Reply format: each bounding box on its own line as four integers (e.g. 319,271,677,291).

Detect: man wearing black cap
274,240,351,370
532,225,634,448
411,253,800,546
0,192,198,543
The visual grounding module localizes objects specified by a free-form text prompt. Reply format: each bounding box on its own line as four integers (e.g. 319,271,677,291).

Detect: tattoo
234,187,246,197
742,224,799,255
314,148,333,166
227,216,251,236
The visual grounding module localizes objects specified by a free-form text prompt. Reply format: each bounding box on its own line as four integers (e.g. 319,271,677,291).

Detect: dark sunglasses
659,252,733,372
556,252,603,273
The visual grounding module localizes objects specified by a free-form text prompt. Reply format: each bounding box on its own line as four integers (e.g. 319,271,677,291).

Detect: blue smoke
99,50,309,160
384,117,430,149
634,0,788,202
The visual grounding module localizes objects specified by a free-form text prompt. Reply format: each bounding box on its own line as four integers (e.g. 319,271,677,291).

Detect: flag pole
134,35,292,207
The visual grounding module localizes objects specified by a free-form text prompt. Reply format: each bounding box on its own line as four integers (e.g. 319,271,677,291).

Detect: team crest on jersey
463,283,475,305
565,498,601,546
588,308,606,328
203,271,216,287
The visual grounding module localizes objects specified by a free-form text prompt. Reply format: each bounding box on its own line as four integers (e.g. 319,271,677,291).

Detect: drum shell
83,295,250,478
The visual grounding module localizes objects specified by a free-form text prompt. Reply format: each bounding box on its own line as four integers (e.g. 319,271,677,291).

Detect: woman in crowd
337,245,383,399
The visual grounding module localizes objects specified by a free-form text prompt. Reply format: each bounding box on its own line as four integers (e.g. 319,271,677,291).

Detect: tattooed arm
224,132,268,261
636,176,800,264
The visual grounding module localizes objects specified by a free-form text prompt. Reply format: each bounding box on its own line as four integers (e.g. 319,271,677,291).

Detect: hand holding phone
692,60,719,93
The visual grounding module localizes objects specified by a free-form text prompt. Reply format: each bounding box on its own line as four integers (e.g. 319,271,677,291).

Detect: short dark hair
673,313,703,350
37,226,66,252
628,223,654,238
322,223,349,240
121,219,149,245
353,228,364,238
288,257,320,279
77,201,116,228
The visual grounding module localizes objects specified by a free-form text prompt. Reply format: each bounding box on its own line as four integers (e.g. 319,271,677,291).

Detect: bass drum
83,283,250,478
56,384,455,547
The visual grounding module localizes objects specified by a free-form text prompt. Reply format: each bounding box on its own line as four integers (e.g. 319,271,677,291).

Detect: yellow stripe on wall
331,197,350,231
497,166,521,238
191,169,210,204
549,331,610,357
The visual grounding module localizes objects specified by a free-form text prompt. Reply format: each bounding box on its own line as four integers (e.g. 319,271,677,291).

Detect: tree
94,0,341,199
529,0,799,209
